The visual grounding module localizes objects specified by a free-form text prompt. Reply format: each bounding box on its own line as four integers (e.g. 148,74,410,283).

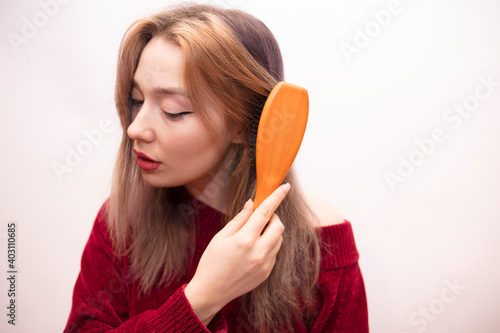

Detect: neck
184,147,236,214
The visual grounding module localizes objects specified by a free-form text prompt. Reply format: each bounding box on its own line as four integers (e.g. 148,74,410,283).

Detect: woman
64,3,368,332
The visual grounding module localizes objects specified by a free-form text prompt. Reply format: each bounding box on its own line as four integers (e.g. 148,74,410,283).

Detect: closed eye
130,98,143,108
163,111,193,120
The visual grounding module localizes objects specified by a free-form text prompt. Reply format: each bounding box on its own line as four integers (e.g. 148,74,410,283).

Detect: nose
127,104,155,143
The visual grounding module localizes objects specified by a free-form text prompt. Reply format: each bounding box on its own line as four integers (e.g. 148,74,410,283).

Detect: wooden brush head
253,82,309,209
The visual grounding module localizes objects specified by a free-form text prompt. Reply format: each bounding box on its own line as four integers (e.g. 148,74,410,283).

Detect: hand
184,183,290,325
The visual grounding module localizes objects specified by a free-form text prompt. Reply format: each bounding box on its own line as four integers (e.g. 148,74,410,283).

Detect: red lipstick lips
133,149,161,170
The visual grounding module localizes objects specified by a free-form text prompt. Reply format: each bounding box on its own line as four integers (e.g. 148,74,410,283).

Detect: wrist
184,281,224,324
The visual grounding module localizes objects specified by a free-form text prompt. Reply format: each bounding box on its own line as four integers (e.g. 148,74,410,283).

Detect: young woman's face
127,37,236,196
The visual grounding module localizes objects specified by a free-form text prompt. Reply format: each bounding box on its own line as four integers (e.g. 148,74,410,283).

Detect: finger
241,183,290,237
219,199,254,236
258,214,284,252
269,235,283,257
262,242,281,277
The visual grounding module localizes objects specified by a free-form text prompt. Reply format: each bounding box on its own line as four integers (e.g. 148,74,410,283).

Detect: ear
231,130,245,144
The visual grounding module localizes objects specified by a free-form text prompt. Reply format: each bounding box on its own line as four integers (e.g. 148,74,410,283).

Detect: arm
311,264,369,333
306,221,369,333
63,203,227,333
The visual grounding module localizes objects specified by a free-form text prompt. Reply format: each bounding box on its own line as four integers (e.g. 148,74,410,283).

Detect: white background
1,0,499,332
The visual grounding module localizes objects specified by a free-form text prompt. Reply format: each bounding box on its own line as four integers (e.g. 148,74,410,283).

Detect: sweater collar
177,186,360,270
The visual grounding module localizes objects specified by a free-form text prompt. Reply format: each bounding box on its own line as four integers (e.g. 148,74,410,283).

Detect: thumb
218,199,254,236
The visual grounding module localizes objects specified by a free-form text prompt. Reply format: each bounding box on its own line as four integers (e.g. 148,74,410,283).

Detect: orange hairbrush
253,81,309,209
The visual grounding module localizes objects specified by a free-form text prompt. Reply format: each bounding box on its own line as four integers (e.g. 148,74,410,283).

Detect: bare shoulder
303,192,345,227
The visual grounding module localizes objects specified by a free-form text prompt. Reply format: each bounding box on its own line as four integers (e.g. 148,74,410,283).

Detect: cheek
163,124,221,161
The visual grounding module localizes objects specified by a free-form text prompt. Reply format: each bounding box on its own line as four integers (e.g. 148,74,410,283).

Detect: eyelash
130,98,143,108
163,111,192,120
130,98,192,120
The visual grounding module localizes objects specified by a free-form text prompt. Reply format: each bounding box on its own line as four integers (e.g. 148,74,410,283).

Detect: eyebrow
132,78,188,97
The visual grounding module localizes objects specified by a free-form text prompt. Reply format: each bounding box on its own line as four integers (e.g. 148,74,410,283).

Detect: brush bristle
249,98,267,181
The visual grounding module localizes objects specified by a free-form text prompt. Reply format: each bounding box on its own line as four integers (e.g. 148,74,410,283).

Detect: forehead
133,37,185,92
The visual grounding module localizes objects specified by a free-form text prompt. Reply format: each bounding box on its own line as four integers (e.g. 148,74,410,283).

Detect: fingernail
244,199,253,209
282,183,291,194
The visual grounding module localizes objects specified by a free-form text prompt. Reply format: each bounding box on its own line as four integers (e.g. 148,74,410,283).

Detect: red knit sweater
64,194,368,332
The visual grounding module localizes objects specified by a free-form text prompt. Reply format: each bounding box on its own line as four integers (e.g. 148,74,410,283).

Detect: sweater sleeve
309,221,369,333
63,201,228,333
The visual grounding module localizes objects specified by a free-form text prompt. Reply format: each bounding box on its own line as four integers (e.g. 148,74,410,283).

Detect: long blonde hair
107,3,321,332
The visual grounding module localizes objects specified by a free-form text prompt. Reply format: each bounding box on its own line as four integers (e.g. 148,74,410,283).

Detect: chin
140,172,184,188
